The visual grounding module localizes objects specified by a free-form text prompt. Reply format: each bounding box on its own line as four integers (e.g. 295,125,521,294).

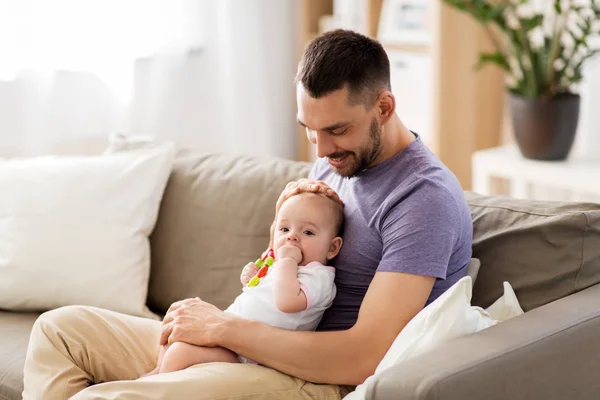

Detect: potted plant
443,0,600,160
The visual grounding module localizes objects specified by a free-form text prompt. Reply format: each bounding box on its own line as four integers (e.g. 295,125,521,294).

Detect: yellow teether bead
265,256,274,266
248,276,261,287
255,258,264,268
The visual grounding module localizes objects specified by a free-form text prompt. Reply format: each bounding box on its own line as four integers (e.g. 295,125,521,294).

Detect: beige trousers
22,305,351,400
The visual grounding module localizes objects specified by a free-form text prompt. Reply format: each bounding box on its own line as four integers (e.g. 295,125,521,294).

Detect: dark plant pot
510,92,580,161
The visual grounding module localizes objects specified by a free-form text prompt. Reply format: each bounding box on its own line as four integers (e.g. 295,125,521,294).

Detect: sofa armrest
367,283,600,400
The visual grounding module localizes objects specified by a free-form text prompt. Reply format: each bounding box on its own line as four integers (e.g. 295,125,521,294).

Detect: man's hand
276,245,302,264
276,179,343,213
240,262,259,286
160,297,234,347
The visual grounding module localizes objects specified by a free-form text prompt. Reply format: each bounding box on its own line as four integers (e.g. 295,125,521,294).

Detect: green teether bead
255,258,264,268
265,256,274,266
248,276,261,287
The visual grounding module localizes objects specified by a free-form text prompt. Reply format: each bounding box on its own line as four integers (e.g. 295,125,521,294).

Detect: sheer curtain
0,0,299,159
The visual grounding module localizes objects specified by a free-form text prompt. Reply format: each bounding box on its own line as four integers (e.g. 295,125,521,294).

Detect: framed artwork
377,0,431,45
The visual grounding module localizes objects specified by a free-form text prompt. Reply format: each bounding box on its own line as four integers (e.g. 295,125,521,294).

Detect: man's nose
314,131,336,159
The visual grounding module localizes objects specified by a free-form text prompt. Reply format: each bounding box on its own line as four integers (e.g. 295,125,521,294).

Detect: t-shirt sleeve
377,186,460,279
298,263,336,310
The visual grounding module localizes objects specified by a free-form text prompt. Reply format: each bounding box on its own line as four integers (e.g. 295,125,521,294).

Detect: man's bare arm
218,271,435,385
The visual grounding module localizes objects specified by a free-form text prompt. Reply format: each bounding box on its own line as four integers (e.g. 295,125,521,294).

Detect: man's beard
329,118,382,178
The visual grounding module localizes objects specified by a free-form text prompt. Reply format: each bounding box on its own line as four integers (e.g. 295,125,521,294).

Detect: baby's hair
330,199,345,237
279,191,345,237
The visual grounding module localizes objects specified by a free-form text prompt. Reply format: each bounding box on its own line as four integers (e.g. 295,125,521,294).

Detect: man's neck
370,114,416,168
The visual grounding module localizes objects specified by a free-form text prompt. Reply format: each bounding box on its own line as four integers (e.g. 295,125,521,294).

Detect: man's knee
33,305,88,335
26,305,94,371
32,305,111,348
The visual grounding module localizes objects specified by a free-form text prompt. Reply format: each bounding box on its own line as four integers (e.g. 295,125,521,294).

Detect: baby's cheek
303,240,319,254
273,237,285,251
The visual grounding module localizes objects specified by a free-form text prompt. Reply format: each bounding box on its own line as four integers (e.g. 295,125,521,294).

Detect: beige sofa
2,150,600,400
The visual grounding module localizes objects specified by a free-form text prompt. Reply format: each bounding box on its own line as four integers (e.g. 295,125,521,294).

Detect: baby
142,190,344,376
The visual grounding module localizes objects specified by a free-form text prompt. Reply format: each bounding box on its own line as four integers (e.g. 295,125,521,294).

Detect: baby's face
273,193,340,266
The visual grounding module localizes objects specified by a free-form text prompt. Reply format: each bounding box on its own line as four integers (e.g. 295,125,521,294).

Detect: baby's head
273,192,344,266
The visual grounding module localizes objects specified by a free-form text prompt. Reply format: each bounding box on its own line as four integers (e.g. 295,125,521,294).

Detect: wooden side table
472,146,600,203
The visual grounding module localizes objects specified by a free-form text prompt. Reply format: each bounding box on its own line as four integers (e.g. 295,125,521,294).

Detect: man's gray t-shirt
312,136,473,331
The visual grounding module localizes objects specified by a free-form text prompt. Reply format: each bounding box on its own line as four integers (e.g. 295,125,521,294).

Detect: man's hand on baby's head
276,179,343,213
276,245,303,264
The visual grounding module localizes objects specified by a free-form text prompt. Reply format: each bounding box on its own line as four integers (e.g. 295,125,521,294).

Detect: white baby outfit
225,261,336,362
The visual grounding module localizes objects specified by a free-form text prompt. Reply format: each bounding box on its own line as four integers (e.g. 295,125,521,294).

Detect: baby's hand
276,245,302,264
240,262,259,286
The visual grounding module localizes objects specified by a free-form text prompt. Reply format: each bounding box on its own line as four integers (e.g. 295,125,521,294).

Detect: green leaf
534,45,550,90
442,0,467,11
570,31,587,49
554,0,561,14
571,69,584,84
520,14,544,32
478,1,504,23
574,49,600,72
442,0,509,31
476,52,510,71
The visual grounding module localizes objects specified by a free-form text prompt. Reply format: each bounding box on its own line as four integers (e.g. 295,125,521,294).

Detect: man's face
296,85,382,178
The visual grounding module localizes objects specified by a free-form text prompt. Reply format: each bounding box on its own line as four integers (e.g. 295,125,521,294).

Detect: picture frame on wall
377,0,430,45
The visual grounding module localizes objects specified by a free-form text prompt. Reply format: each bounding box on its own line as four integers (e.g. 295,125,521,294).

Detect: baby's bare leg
139,344,168,378
159,341,240,374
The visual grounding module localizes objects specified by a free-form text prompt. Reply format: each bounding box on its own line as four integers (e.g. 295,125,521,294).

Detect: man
23,29,472,399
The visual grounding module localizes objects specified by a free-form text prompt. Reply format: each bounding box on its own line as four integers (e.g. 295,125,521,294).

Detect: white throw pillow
485,281,524,322
0,142,175,317
345,276,523,399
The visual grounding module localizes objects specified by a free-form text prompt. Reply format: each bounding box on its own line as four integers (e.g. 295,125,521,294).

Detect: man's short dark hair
295,29,391,108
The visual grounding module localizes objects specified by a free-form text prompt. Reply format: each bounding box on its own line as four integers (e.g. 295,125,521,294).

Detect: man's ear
326,237,343,261
377,90,396,124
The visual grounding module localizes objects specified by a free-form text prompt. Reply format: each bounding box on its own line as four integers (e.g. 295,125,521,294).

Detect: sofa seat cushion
148,151,312,314
466,192,600,311
0,311,39,400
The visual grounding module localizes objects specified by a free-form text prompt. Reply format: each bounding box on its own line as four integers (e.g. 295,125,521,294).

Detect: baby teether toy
248,248,275,287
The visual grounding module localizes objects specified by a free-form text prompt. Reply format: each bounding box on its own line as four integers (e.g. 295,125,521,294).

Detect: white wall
572,38,600,159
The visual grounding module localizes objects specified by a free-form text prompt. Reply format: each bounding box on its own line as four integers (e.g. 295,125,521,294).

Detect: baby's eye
304,230,315,236
279,227,289,233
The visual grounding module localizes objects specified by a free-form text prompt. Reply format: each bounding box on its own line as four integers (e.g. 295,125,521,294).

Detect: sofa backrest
147,151,312,314
466,192,600,311
147,151,600,315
